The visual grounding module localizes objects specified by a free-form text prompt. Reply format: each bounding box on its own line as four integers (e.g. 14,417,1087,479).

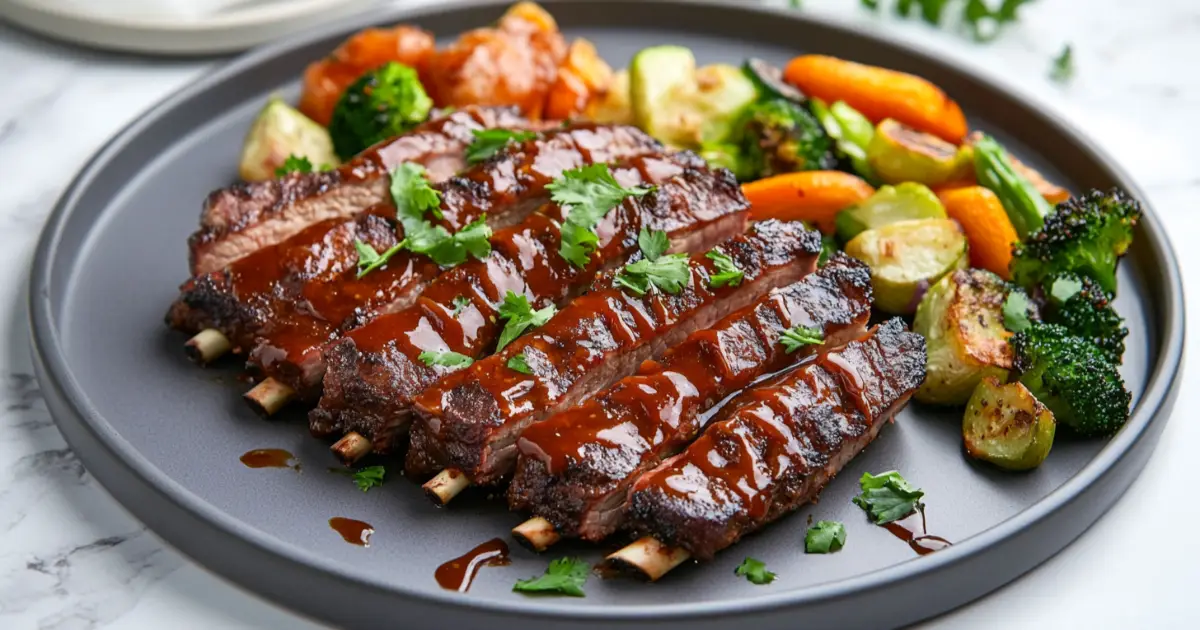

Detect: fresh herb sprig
859,0,1034,43
329,465,387,492
275,154,314,176
513,557,590,596
418,350,474,369
496,291,557,352
548,165,654,267
705,249,744,288
466,129,537,164
780,325,824,353
805,521,847,554
614,228,691,296
508,352,533,375
1050,44,1074,83
734,557,776,585
851,470,925,524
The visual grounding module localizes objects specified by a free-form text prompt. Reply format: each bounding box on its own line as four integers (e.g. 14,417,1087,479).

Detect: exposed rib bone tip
185,329,232,364
511,516,560,552
331,432,372,464
423,469,469,506
601,537,690,582
243,378,295,417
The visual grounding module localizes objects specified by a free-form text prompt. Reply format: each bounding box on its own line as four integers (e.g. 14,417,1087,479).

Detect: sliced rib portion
168,124,662,391
508,254,872,545
618,318,926,564
409,220,824,491
189,106,525,275
311,156,749,455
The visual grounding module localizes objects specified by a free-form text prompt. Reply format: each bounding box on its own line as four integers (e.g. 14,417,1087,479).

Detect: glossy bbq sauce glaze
435,538,512,592
239,448,299,470
328,517,374,546
882,505,952,556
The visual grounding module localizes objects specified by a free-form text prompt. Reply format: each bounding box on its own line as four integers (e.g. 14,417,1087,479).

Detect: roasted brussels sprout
630,46,758,148
844,218,968,315
963,376,1056,471
835,183,947,243
868,119,973,186
238,97,338,182
914,269,1013,405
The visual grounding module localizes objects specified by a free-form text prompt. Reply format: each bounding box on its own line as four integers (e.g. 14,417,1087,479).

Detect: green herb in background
805,521,848,553
734,557,776,584
1050,44,1074,82
856,0,1035,42
275,154,314,176
513,557,590,596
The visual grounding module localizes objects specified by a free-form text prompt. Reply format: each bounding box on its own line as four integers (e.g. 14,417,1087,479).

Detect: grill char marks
508,254,872,541
409,220,824,485
189,106,527,275
623,318,926,560
310,156,749,455
167,124,663,396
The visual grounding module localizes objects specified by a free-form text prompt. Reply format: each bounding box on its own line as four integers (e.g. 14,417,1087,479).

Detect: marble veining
1,0,1198,628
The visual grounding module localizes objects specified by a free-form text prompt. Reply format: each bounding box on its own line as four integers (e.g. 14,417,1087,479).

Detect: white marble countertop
2,1,1198,628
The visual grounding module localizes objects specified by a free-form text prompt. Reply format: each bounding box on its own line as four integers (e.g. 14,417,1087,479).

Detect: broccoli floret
1010,189,1141,295
328,62,433,160
1011,323,1130,436
1043,274,1128,363
739,99,837,179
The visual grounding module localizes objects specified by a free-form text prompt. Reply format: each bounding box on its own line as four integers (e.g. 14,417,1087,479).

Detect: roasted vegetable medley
236,1,1140,474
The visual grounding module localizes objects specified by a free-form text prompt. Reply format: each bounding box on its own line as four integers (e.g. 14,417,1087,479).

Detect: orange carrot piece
937,186,1018,278
743,171,876,233
784,55,968,144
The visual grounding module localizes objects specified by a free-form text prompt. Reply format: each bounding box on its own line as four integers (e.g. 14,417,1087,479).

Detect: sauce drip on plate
329,517,374,546
882,505,952,556
240,448,299,470
435,538,511,592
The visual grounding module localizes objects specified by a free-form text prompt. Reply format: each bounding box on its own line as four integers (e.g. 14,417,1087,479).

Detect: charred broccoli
1010,323,1130,436
1043,274,1128,363
328,62,433,160
1010,189,1141,295
736,98,837,179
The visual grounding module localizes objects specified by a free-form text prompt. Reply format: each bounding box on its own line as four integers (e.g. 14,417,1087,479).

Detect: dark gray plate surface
29,2,1184,629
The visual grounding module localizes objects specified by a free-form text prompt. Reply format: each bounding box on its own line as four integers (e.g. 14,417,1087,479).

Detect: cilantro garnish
614,254,691,297
638,227,671,261
352,465,385,492
705,249,744,288
513,557,589,597
851,470,925,525
1048,276,1083,304
466,129,537,164
507,352,533,375
805,520,847,554
780,325,824,353
734,557,776,585
861,0,1032,42
275,154,314,176
1002,289,1033,333
495,291,556,352
385,163,492,269
547,165,653,267
450,295,471,317
1050,44,1074,83
353,239,405,278
417,350,474,370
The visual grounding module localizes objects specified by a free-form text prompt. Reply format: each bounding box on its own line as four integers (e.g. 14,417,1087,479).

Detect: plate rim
27,0,1187,624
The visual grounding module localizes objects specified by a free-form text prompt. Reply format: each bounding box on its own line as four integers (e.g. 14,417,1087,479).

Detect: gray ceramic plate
29,1,1184,629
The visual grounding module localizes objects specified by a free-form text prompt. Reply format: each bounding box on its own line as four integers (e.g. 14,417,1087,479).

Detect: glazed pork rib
606,318,926,579
409,220,824,503
189,106,527,275
168,124,663,375
311,156,749,461
508,254,872,548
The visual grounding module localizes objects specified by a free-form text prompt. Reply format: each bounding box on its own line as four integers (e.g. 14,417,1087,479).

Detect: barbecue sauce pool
329,517,374,546
239,448,299,470
435,538,511,592
883,505,952,556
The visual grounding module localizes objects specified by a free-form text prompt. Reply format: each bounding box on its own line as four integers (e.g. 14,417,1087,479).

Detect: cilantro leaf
1002,289,1033,333
390,163,443,223
638,228,670,262
705,249,744,288
275,154,314,176
417,350,474,370
507,352,533,375
614,253,691,297
387,163,492,267
354,239,405,278
496,291,557,352
451,295,471,317
513,557,589,597
734,557,776,585
851,470,925,524
1050,44,1074,83
780,325,824,353
1048,275,1083,305
805,520,847,553
352,465,386,492
466,129,537,164
548,165,653,267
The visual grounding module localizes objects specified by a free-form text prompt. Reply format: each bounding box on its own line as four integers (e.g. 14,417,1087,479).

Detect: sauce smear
435,538,511,592
240,448,299,470
882,505,952,556
329,517,374,546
